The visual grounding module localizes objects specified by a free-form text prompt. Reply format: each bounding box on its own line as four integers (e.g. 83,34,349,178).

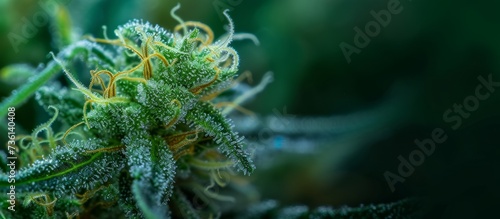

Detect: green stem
0,61,61,117
0,44,89,117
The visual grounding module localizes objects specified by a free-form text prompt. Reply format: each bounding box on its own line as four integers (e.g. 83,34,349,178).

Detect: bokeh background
1,0,500,218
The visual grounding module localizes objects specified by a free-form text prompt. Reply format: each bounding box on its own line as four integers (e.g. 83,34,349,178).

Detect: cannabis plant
0,5,257,218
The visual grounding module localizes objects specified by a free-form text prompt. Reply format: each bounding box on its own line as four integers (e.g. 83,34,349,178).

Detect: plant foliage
0,5,256,218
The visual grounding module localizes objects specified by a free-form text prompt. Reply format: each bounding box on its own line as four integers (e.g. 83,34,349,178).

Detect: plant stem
0,43,89,117
0,61,61,117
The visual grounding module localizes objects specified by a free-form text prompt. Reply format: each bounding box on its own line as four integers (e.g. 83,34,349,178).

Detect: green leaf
0,139,124,197
186,101,255,175
123,134,176,218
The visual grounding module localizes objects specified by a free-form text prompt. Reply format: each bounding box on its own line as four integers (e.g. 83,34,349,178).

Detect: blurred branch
236,198,421,219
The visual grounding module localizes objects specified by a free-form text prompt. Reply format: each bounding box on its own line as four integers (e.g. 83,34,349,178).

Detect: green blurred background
1,0,500,217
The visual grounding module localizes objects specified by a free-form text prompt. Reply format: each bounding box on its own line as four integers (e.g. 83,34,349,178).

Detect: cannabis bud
1,5,257,218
